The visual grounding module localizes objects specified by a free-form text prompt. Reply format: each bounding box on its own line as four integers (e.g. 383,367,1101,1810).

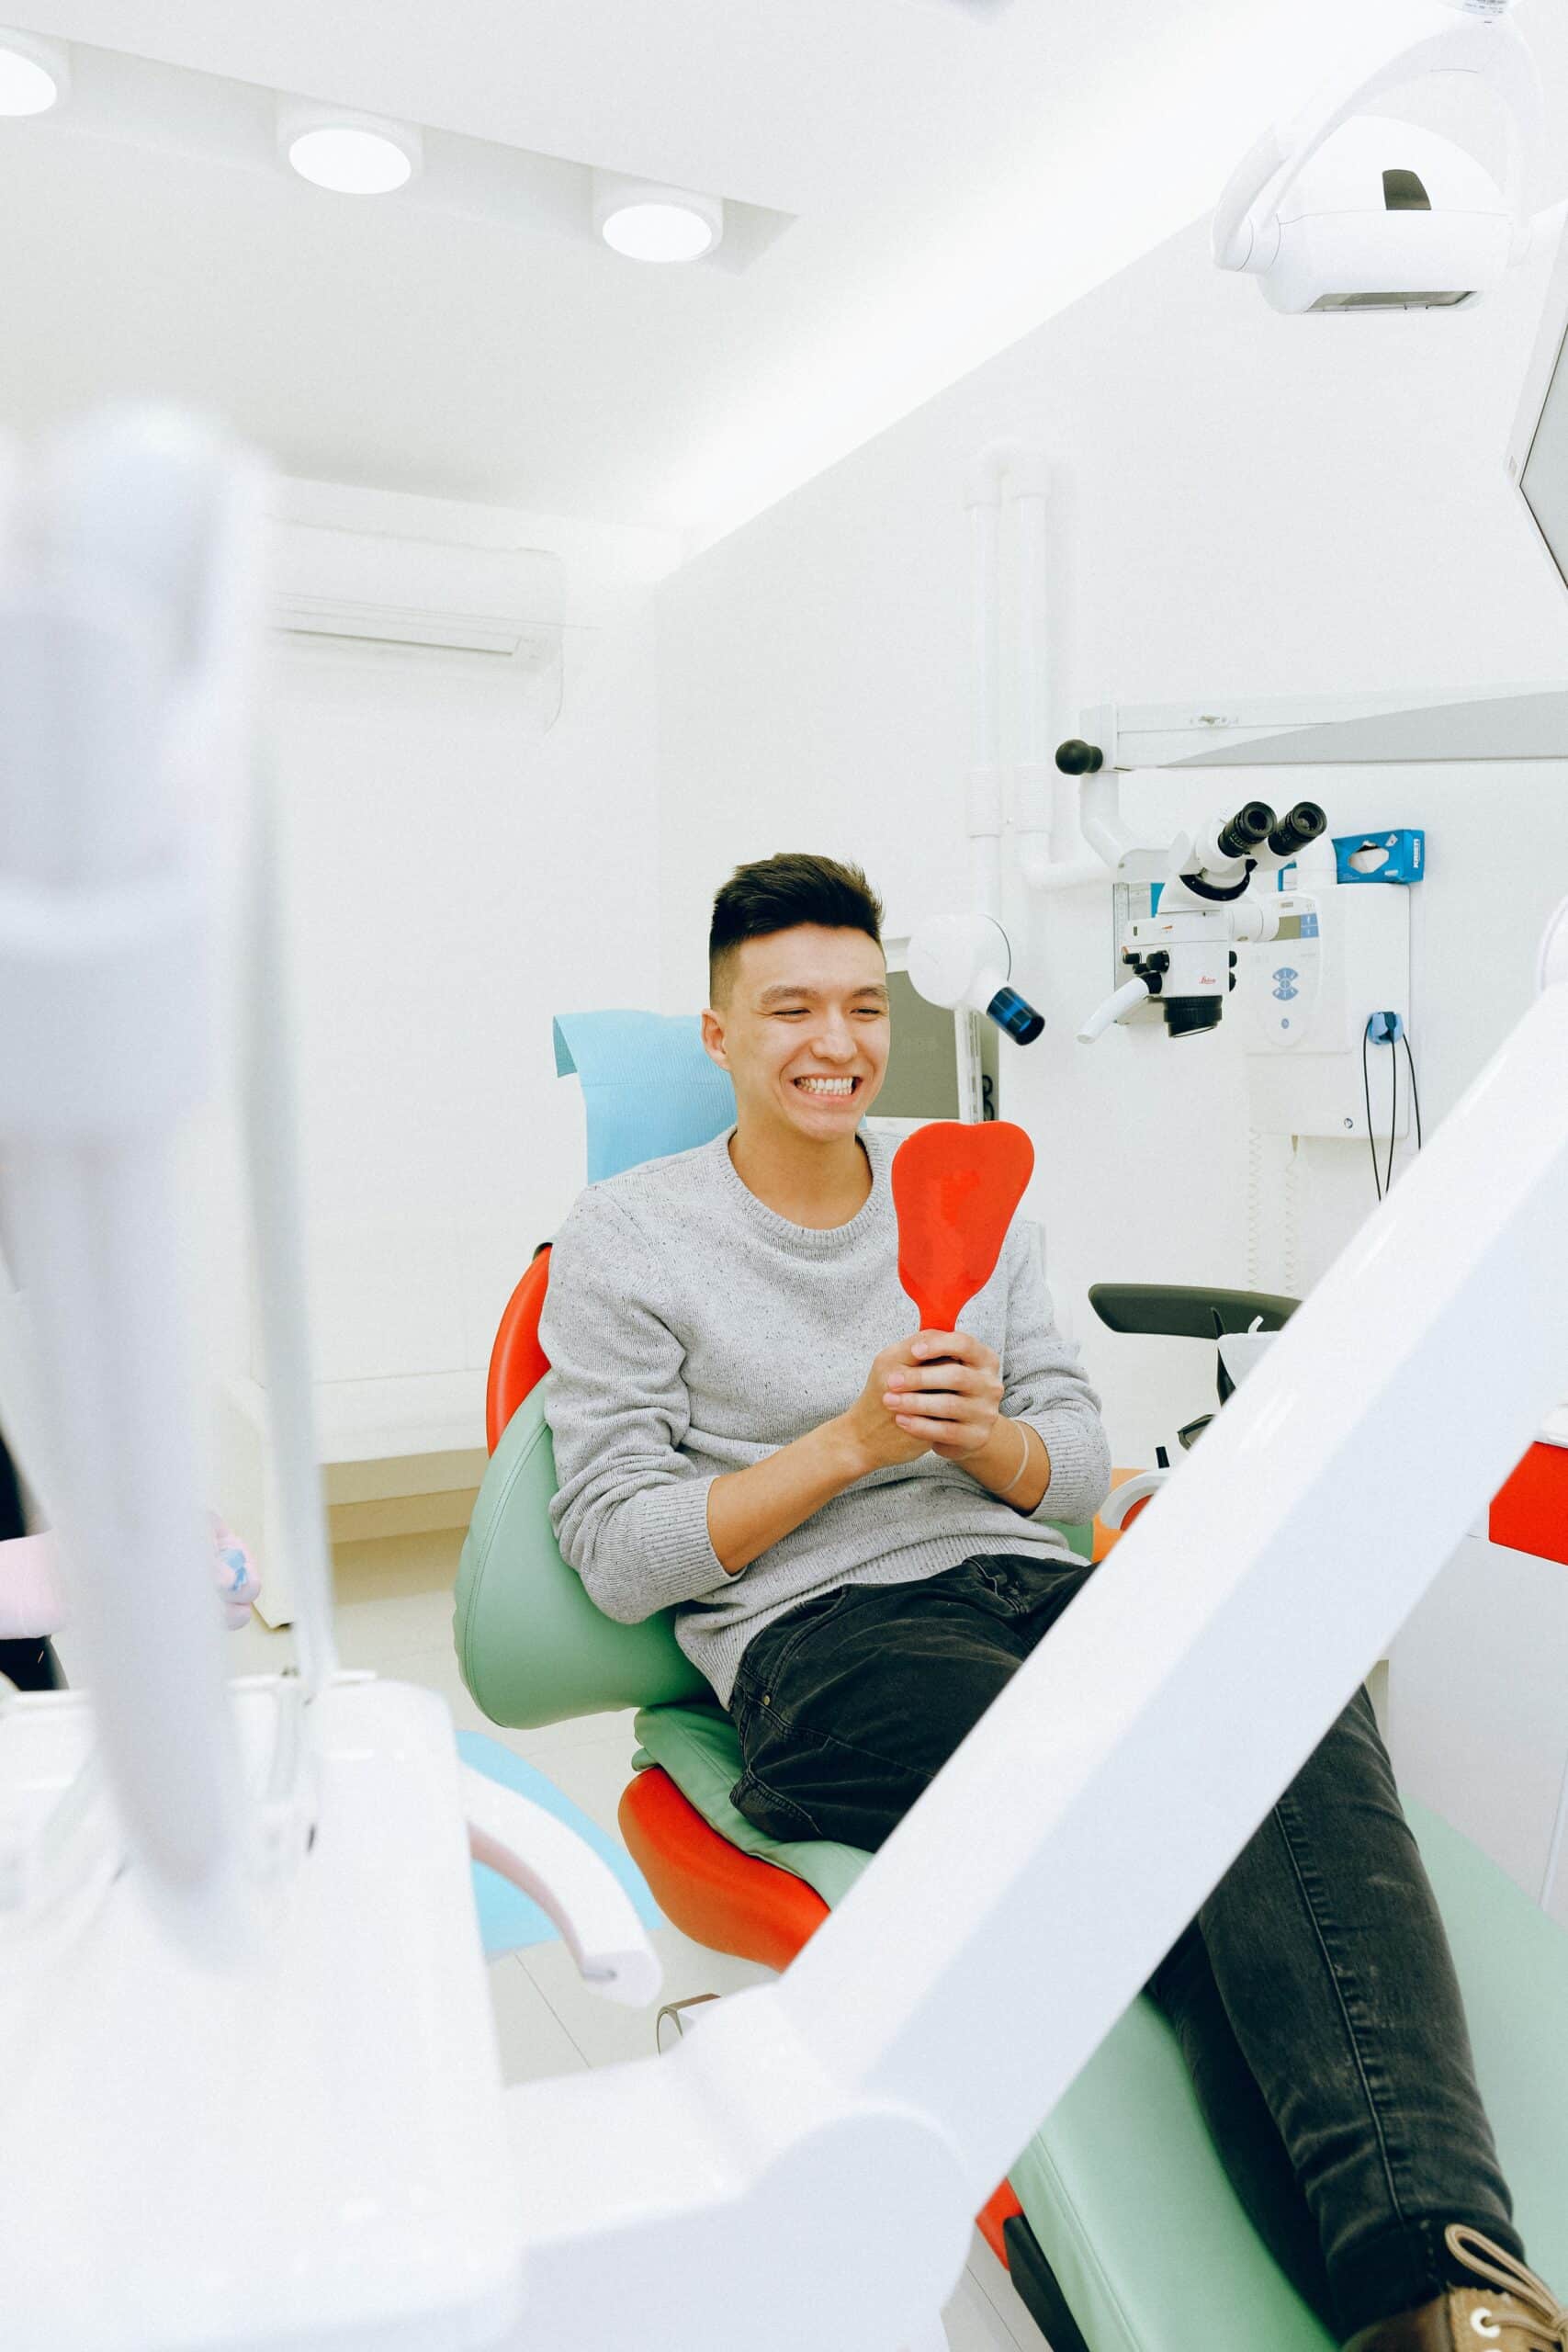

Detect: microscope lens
987,986,1045,1045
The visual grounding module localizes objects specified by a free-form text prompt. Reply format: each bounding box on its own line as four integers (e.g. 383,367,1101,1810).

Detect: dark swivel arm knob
1055,740,1104,775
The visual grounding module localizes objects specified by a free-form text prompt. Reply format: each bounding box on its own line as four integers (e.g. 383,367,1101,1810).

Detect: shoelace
1446,2226,1568,2346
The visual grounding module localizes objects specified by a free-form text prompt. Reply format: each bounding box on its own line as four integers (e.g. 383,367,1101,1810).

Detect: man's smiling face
703,923,890,1141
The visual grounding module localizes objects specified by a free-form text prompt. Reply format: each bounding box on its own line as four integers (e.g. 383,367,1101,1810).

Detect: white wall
256,481,678,1452
654,220,1568,1903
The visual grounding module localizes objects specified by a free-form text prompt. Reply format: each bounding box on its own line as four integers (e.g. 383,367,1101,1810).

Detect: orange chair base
619,1765,829,1973
618,1766,1023,2267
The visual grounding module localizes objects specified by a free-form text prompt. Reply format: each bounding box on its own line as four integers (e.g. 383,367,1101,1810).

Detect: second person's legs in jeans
727,1554,1522,2341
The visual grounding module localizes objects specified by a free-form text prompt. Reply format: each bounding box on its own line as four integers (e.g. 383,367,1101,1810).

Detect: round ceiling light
592,173,723,264
277,104,422,196
0,29,69,117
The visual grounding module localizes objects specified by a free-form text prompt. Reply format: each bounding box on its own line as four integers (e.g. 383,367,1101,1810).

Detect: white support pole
240,761,338,1699
964,466,1004,926
0,413,267,1960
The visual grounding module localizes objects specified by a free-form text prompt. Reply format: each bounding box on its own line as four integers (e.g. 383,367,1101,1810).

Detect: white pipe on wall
963,458,1006,925
966,441,1115,896
956,448,1015,1118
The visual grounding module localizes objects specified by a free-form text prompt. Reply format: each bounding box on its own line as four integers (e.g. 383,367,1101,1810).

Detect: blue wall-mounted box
1332,830,1424,886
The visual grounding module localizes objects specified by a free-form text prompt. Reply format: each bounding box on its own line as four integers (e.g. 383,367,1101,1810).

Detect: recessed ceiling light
592,172,723,264
277,102,422,197
0,28,69,117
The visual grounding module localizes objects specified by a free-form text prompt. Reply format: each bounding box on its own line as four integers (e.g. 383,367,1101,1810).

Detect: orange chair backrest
486,1247,553,1454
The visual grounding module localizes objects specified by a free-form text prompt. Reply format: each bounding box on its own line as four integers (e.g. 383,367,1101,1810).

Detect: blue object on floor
458,1729,663,1959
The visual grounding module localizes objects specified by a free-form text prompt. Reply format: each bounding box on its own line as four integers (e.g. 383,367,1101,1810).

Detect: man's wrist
818,1414,874,1488
967,1417,1047,1509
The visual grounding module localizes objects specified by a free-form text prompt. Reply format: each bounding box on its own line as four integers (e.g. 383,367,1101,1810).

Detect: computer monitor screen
874,968,998,1124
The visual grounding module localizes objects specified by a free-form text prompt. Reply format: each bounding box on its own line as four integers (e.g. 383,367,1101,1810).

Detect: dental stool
454,1013,1568,2352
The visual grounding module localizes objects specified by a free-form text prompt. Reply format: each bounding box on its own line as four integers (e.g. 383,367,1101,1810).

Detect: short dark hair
709,853,885,1004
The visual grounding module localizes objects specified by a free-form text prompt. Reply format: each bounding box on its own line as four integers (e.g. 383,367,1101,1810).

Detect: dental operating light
907,910,1045,1045
1213,0,1547,311
0,28,68,116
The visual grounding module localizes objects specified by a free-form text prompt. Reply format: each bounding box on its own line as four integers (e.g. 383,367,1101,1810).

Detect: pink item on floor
209,1515,261,1630
0,1519,260,1642
0,1531,67,1639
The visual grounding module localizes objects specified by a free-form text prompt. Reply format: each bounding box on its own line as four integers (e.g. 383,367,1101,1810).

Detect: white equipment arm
461,1766,660,2007
0,413,268,1957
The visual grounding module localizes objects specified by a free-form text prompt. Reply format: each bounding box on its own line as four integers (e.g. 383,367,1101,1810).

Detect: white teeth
796,1078,855,1095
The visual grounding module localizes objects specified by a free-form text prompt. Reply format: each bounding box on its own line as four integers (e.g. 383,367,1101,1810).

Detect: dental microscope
1076,786,1329,1045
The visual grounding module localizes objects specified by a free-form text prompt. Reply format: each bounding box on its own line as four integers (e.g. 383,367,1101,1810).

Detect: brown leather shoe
1343,2228,1568,2350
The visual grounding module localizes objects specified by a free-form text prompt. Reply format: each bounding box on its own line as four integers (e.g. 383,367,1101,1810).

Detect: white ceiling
3,1,1566,546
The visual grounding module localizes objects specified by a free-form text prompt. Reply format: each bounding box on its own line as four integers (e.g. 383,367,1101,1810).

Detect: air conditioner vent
268,523,565,675
272,594,558,670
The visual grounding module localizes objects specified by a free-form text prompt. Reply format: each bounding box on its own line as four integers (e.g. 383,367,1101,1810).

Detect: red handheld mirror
890,1120,1035,1330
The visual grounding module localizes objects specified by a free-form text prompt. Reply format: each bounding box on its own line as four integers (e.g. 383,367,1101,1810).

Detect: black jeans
728,1553,1523,2342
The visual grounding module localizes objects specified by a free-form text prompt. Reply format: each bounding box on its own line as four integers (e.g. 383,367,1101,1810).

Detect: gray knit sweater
540,1125,1111,1707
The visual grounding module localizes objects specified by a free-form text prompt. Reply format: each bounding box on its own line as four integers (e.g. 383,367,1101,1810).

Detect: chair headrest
552,1012,736,1182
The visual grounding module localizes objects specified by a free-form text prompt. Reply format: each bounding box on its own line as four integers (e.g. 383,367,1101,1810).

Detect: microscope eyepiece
1267,801,1328,858
1214,802,1276,862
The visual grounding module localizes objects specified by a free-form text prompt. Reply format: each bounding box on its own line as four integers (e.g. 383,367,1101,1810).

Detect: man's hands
712,1328,1049,1574
840,1330,1004,1473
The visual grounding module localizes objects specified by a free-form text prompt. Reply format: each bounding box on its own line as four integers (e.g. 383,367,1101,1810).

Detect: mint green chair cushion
454,1380,708,1727
632,1701,870,1905
633,1701,1568,2352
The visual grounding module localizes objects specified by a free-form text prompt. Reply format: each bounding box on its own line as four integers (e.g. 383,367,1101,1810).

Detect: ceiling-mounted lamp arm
1213,13,1530,276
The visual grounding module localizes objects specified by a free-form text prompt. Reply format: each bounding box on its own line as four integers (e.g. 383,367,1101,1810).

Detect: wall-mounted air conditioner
269,522,566,718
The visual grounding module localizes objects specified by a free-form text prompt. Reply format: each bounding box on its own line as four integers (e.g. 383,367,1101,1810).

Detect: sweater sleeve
538,1186,727,1622
999,1223,1112,1529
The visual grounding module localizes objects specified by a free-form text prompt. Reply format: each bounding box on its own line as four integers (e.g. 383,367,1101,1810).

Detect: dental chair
453,1012,1568,2352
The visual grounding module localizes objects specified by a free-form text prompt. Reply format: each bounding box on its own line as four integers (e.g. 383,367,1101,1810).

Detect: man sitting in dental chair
540,852,1565,2352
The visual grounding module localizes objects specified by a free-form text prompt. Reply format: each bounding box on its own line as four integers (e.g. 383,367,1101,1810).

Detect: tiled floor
195,1524,1048,2350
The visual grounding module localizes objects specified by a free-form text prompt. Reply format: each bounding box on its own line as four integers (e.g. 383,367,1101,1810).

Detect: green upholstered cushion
454,1381,709,1728
633,1702,1568,2352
